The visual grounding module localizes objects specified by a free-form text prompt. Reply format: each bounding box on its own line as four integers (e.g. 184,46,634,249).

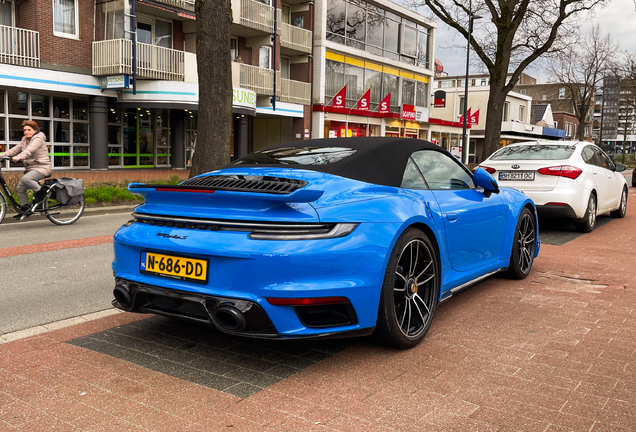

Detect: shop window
53,121,70,143
402,79,415,106
8,90,27,115
416,82,428,107
54,97,70,119
345,64,364,107
156,109,170,167
53,0,78,38
385,126,400,137
73,100,88,121
32,94,50,117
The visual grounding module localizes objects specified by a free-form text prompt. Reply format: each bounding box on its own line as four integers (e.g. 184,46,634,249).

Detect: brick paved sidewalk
1,201,635,431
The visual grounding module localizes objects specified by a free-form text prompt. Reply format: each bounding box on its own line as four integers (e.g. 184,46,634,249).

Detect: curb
4,204,137,224
0,308,123,344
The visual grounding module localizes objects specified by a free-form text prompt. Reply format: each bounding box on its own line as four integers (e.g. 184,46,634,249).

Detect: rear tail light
266,296,349,306
537,165,582,180
478,166,496,174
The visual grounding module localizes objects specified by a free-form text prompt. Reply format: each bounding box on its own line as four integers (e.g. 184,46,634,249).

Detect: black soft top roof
226,137,451,187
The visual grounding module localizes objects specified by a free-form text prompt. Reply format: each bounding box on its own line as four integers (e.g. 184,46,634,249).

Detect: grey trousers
16,170,46,205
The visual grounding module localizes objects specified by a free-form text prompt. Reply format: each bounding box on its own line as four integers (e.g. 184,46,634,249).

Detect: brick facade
17,0,94,72
515,83,575,113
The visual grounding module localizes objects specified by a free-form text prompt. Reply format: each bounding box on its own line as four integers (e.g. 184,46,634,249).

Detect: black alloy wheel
506,208,536,279
375,228,439,349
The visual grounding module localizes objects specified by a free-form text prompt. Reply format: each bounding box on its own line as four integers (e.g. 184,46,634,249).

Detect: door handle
446,212,460,221
591,170,597,175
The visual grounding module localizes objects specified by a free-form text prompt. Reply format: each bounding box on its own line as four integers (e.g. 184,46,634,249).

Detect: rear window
490,145,576,160
233,147,356,166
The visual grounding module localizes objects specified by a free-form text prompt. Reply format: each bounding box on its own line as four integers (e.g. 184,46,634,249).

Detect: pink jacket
1,132,52,176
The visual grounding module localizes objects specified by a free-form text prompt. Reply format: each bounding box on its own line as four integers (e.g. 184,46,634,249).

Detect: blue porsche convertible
112,138,540,348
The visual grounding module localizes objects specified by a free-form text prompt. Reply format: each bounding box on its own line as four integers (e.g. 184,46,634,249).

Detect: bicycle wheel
0,192,6,225
44,193,85,225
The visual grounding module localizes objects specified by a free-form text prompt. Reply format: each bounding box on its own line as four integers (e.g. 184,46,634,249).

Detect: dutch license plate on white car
499,171,535,181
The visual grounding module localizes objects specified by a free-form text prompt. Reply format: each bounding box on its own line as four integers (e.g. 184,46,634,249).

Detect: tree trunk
482,77,507,159
190,0,233,178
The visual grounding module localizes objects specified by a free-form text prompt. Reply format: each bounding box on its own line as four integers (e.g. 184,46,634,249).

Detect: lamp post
461,3,481,165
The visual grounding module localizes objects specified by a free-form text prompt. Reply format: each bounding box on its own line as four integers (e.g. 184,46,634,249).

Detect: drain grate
68,316,358,398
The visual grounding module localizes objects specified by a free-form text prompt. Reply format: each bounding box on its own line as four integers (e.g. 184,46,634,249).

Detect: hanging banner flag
433,90,446,108
378,92,391,114
469,109,480,125
331,84,347,109
356,88,371,111
459,108,472,125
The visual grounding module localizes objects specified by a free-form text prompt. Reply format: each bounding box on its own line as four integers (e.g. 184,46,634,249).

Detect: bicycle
0,157,85,225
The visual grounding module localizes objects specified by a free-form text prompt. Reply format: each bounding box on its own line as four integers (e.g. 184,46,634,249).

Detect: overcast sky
430,0,636,82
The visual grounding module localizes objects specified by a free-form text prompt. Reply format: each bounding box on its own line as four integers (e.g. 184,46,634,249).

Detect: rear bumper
535,203,578,219
113,278,375,340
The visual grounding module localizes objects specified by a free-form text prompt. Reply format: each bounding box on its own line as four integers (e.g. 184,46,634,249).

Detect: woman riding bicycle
0,120,51,211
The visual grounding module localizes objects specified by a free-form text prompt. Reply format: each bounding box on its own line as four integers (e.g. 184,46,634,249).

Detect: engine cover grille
180,175,307,194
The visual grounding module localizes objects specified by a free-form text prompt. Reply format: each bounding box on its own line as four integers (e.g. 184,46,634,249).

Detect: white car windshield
491,145,576,160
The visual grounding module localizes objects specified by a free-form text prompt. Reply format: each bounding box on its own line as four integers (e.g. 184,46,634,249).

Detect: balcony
0,25,40,68
154,0,195,12
92,39,185,81
279,22,311,54
231,0,275,36
237,63,310,105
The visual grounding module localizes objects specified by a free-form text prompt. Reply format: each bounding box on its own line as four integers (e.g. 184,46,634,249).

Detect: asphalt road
0,212,132,334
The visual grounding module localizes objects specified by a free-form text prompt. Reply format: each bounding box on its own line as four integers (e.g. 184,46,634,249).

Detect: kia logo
511,164,520,169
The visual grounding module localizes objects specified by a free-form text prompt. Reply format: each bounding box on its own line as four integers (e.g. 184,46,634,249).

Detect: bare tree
547,25,618,141
190,0,233,178
411,0,608,159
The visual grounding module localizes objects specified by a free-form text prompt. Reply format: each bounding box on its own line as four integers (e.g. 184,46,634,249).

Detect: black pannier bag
44,177,84,205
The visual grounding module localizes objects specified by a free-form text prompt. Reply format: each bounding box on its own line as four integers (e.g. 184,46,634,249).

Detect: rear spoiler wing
128,183,324,203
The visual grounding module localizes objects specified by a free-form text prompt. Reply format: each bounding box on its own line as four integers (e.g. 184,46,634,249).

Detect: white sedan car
480,141,628,232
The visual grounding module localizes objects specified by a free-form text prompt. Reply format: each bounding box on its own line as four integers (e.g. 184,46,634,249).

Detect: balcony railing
238,63,310,105
0,25,39,68
155,0,195,12
240,0,274,33
92,39,185,81
279,22,311,54
279,78,310,105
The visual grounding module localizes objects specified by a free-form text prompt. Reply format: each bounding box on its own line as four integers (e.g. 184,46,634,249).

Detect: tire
44,193,85,225
0,192,6,225
375,228,439,349
505,208,536,280
574,194,597,233
610,188,627,218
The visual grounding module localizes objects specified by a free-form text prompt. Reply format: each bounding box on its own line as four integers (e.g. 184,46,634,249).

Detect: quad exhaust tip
213,305,247,332
113,284,132,308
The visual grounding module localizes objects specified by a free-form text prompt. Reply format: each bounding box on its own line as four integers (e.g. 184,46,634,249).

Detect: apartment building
311,0,438,141
0,0,313,172
433,74,566,164
514,82,593,141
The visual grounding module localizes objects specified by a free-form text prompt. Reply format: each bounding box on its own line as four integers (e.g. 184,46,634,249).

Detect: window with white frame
503,102,510,121
53,0,78,38
520,89,526,95
231,38,238,61
0,1,14,26
559,87,566,99
259,46,271,69
519,105,525,122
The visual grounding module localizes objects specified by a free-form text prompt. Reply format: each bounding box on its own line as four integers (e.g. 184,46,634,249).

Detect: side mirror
614,163,626,172
473,167,500,196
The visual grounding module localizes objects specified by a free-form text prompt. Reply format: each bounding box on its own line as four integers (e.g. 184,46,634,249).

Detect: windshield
490,145,576,160
233,147,356,166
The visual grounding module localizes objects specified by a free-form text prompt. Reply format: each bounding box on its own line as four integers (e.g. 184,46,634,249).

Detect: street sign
100,75,130,90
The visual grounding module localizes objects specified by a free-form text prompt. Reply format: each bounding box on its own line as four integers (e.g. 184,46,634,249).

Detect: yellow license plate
140,251,208,283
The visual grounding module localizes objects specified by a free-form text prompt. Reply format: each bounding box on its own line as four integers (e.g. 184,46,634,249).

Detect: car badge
511,164,520,169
